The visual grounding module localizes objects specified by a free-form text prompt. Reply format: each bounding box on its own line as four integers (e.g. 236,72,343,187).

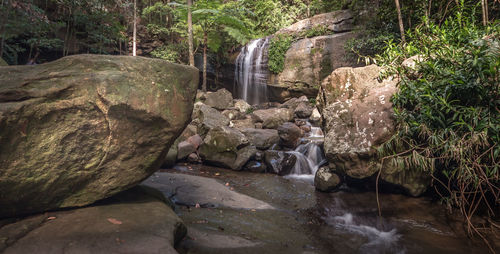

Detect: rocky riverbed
143,164,495,254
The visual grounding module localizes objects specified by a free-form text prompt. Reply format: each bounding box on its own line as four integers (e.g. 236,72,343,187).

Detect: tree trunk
187,0,194,66
133,0,137,56
481,0,488,26
395,0,406,44
202,31,207,92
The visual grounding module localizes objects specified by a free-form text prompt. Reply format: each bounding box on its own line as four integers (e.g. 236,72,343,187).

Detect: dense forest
0,0,499,253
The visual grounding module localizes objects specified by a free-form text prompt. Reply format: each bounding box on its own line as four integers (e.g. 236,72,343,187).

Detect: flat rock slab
143,172,274,210
0,187,186,254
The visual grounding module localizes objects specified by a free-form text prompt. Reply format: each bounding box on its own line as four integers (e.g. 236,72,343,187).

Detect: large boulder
318,65,430,196
1,186,186,253
198,126,254,170
251,108,293,129
241,128,280,150
268,32,362,102
0,55,198,218
203,88,233,110
318,65,396,178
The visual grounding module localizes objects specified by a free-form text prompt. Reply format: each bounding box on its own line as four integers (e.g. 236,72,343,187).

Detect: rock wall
0,54,199,217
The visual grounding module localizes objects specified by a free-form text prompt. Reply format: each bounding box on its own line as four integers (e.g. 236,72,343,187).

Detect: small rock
177,141,196,160
294,102,313,118
314,167,342,192
244,161,267,173
222,109,245,120
300,125,311,133
241,128,280,150
264,150,297,175
187,153,201,163
309,108,321,124
234,99,252,113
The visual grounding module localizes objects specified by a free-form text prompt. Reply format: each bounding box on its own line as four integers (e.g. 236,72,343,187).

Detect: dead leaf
251,209,256,212
107,218,122,225
47,216,56,220
215,173,220,176
195,203,201,208
225,182,229,186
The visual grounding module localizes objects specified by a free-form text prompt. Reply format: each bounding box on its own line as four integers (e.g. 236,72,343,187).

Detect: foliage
150,43,187,63
377,8,499,237
300,24,330,38
268,34,293,74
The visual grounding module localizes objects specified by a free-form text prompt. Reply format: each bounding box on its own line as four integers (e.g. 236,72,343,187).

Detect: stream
143,164,490,254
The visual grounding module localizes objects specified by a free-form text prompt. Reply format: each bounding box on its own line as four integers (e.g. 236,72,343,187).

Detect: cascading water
234,37,270,105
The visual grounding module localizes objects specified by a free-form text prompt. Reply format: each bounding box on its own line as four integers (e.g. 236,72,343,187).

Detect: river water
144,164,494,254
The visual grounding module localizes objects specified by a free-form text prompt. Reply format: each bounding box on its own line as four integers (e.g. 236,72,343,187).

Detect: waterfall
234,37,270,105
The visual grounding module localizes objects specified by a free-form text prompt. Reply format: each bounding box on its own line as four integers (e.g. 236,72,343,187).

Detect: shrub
268,34,294,74
377,9,499,237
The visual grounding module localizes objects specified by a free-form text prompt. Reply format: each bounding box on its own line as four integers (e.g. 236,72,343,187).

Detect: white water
234,37,270,105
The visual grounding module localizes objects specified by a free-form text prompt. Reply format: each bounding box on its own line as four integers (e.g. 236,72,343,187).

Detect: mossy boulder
0,54,199,218
0,58,7,66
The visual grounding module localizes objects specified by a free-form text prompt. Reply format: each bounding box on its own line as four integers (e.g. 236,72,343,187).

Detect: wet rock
314,167,342,192
294,102,314,118
199,126,250,170
143,172,274,209
1,186,186,254
233,99,252,113
381,167,431,197
164,124,198,167
252,108,294,129
233,145,258,171
244,161,267,173
264,150,297,175
300,124,312,133
278,122,303,149
241,128,280,150
0,55,198,218
192,103,230,136
204,88,234,110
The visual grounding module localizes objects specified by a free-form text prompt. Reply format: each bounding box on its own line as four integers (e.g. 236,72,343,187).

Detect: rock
300,125,312,133
234,99,252,113
222,109,245,120
277,122,303,148
164,124,198,166
309,108,321,124
203,88,233,110
233,145,258,171
0,55,198,218
1,186,186,253
318,65,397,179
186,134,203,149
198,126,250,170
230,118,256,130
255,122,263,129
277,10,354,35
264,150,297,175
192,103,230,136
241,128,280,150
196,89,206,101
252,108,293,129
177,141,196,160
281,96,309,111
143,172,274,209
244,161,267,173
268,32,362,102
0,58,7,66
314,167,342,192
187,153,201,163
381,166,431,197
294,101,314,118
295,119,307,126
